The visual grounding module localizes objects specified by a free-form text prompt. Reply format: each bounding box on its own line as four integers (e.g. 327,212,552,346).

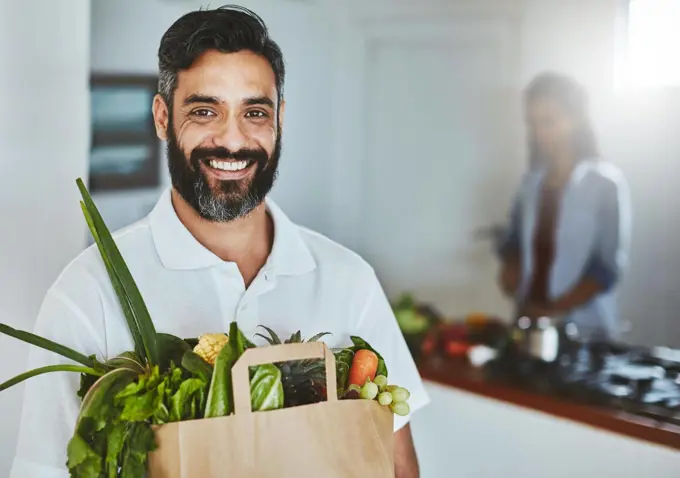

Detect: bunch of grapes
347,375,410,416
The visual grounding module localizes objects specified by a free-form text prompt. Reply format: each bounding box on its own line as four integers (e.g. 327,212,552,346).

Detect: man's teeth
209,160,249,171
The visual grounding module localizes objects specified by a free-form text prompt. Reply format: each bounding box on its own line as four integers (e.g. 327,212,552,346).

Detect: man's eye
191,109,216,118
245,110,268,119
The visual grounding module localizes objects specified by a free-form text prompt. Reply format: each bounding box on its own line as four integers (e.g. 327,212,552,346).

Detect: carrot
348,349,379,386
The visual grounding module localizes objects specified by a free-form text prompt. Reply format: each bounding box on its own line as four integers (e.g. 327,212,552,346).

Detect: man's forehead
176,50,277,104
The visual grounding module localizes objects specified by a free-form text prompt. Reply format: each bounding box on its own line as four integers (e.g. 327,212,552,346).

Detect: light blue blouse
498,160,632,340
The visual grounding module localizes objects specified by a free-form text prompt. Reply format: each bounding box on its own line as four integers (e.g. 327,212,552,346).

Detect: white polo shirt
10,189,429,477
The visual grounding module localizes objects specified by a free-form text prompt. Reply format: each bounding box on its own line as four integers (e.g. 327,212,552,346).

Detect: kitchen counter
417,356,680,451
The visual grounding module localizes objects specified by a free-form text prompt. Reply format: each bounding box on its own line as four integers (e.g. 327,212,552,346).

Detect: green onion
76,178,159,367
0,323,94,368
0,365,103,392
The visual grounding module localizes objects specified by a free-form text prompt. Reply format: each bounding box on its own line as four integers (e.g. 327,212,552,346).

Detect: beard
166,122,281,222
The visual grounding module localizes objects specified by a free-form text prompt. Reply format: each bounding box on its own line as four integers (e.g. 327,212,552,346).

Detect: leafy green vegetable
349,336,388,379
105,422,128,478
334,349,355,397
157,333,191,372
115,367,167,423
204,340,235,418
67,433,102,478
77,178,159,367
77,368,138,435
250,364,284,412
0,323,95,367
0,365,102,392
77,372,100,401
204,322,247,418
119,422,156,478
105,352,145,375
181,350,213,383
170,378,207,421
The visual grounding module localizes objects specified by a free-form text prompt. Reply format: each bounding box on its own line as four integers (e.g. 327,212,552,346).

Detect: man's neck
170,189,274,287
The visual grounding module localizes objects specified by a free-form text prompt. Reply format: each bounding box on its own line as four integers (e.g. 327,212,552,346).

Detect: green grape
390,401,410,416
378,392,393,406
385,385,398,393
391,387,410,403
348,384,362,393
373,375,388,391
360,381,379,400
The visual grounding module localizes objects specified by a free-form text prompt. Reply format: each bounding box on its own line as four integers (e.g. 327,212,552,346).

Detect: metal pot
510,315,579,363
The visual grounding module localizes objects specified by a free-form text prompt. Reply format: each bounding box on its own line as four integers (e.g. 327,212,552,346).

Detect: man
10,6,428,477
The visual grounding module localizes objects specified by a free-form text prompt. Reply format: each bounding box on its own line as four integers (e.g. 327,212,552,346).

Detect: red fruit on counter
445,340,471,357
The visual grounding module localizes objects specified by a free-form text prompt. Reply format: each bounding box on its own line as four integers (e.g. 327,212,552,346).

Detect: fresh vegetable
77,178,159,367
334,348,355,398
157,333,192,372
193,333,229,365
378,392,393,406
389,401,410,416
0,323,96,368
204,322,247,418
250,364,284,412
181,350,213,383
349,336,388,378
359,381,379,400
348,349,379,387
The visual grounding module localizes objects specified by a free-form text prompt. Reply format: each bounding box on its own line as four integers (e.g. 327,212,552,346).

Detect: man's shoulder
296,226,374,276
51,217,154,294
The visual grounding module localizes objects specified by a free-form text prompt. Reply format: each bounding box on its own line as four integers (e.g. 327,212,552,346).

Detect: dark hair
524,72,599,166
157,5,285,108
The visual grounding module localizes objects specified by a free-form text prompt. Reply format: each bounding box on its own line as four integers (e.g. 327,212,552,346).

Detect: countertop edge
417,359,680,452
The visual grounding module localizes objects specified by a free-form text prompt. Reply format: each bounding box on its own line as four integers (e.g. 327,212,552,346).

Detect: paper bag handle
232,342,338,415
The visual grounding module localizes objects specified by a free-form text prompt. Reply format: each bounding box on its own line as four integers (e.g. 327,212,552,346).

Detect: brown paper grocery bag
148,342,394,478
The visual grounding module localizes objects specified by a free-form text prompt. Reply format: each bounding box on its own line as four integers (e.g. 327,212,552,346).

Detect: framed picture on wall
89,74,161,192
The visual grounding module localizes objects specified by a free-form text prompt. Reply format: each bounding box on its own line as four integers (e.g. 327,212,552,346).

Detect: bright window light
623,0,680,88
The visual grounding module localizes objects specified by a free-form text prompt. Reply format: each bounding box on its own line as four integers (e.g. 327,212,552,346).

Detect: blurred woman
498,72,631,341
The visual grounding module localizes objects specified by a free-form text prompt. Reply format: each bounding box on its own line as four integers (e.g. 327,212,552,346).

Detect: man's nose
213,116,248,152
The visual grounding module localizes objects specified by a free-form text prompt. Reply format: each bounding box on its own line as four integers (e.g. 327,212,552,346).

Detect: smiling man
10,6,428,477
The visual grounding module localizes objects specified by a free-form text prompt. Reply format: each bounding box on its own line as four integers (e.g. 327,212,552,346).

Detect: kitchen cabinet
410,381,680,478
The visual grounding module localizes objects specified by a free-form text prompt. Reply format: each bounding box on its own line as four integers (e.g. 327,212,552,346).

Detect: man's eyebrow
183,94,222,106
181,95,275,108
243,96,275,108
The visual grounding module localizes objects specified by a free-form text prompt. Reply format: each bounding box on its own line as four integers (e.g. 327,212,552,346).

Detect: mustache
190,146,268,164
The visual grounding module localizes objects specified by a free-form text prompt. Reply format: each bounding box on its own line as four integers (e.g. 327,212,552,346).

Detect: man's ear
152,94,169,141
277,99,285,134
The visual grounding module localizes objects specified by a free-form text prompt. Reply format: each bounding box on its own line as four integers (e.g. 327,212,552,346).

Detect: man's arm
353,270,430,477
394,424,419,478
9,268,106,478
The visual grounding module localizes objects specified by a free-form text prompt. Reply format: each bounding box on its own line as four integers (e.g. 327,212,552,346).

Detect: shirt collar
149,188,316,276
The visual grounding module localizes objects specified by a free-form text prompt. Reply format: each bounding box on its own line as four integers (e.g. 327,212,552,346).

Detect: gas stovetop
485,341,680,426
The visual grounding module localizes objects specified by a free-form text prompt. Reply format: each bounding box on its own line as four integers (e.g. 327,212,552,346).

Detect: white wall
0,1,90,475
